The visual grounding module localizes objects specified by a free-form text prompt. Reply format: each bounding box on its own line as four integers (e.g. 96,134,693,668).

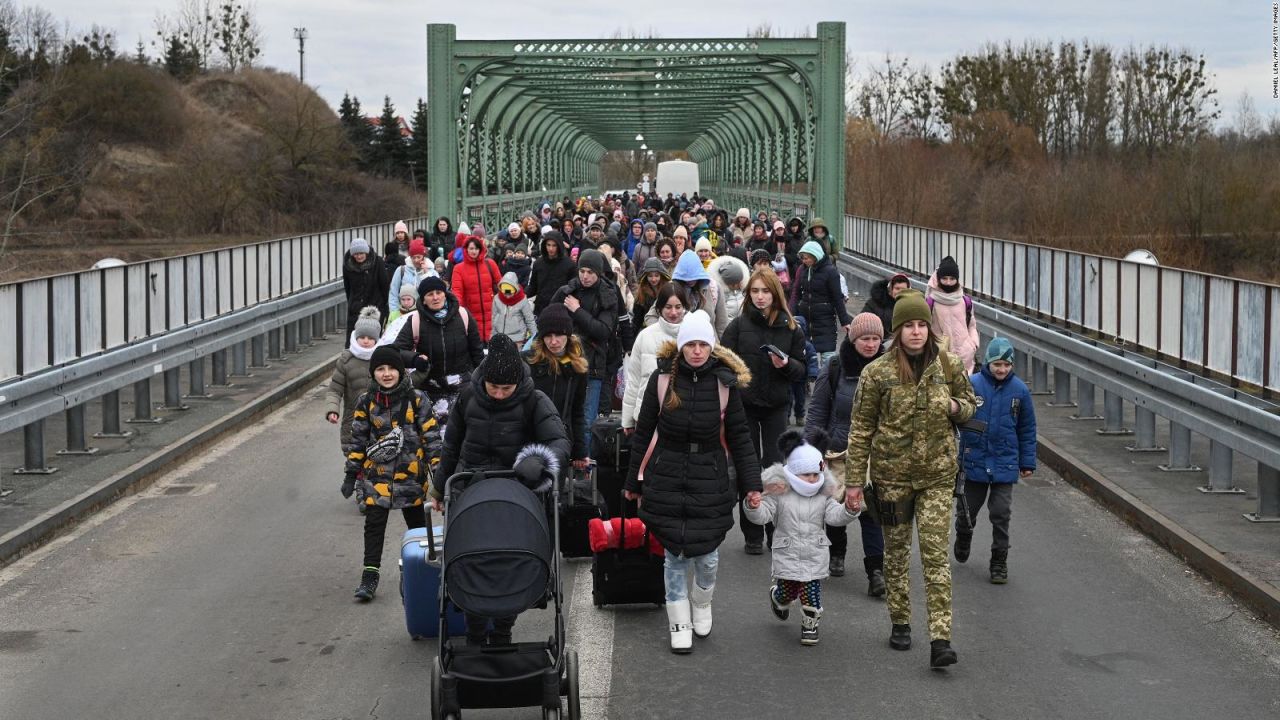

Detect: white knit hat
676,309,715,351
786,443,824,475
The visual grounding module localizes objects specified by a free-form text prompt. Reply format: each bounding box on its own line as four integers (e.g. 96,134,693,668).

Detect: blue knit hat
985,337,1015,365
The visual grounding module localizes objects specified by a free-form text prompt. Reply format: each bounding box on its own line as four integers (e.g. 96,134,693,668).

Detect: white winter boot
690,584,715,638
666,599,694,653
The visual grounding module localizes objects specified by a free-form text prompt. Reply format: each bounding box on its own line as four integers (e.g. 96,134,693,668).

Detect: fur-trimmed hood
654,340,751,389
760,463,843,498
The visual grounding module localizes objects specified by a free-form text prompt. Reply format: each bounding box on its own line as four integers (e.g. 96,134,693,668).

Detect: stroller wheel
566,650,581,720
430,657,442,720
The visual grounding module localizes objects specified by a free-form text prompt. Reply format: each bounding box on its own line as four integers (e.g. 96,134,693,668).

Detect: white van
655,160,700,198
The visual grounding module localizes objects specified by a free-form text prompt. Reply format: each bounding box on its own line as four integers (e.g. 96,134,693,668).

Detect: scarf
498,288,527,306
784,466,824,497
348,331,375,361
930,285,963,306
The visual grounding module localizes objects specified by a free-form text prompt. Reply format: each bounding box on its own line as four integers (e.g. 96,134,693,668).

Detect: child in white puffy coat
744,429,860,646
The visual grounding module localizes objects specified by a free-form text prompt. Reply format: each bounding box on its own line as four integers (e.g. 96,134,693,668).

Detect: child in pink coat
926,256,979,374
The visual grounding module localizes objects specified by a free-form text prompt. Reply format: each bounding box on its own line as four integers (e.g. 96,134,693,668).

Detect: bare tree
214,1,261,71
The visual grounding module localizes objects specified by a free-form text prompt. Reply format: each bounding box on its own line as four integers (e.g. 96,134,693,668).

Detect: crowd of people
324,191,1039,668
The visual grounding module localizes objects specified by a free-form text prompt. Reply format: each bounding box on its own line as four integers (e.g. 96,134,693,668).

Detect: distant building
366,116,412,139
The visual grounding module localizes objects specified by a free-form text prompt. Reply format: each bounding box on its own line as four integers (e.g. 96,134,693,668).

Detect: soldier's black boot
990,549,1008,584
353,567,380,601
930,639,958,668
864,555,885,597
889,623,912,651
953,530,972,563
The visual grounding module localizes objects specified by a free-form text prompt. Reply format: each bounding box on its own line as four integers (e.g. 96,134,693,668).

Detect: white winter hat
676,309,715,351
786,443,825,476
736,207,750,219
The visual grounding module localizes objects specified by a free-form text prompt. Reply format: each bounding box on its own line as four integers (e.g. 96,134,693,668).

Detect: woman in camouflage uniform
843,289,976,668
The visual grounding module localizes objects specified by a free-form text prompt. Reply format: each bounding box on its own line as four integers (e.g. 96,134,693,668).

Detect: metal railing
839,236,1280,524
0,217,429,480
844,216,1280,396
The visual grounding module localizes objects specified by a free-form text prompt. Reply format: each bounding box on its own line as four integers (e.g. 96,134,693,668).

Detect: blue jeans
582,378,604,456
664,549,719,603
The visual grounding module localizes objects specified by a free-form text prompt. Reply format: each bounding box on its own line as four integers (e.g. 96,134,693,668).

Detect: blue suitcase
399,525,467,640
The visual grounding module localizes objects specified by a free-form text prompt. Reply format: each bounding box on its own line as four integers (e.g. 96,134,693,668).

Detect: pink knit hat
849,312,884,340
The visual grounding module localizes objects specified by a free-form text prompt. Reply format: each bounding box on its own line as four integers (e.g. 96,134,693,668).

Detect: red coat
451,237,501,341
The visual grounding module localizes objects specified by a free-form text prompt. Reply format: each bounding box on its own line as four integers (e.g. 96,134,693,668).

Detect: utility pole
293,27,308,82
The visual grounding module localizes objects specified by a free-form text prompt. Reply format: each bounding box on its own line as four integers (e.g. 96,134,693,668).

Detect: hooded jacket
325,340,373,448
632,230,660,269
720,303,808,410
525,349,589,461
433,368,570,496
788,245,852,353
344,375,437,510
926,272,980,375
342,251,390,332
743,464,858,581
624,343,762,557
707,255,750,324
528,233,577,317
491,271,537,344
861,279,896,340
387,256,434,313
391,291,486,395
671,250,728,338
960,364,1037,484
620,314,682,430
549,251,622,379
450,237,503,341
805,338,881,454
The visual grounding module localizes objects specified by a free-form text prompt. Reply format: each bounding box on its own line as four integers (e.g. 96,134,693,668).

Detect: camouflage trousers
878,479,953,640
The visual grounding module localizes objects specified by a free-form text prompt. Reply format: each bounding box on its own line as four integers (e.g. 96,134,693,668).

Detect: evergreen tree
373,95,408,180
407,98,430,190
338,92,375,170
163,35,200,81
134,38,149,65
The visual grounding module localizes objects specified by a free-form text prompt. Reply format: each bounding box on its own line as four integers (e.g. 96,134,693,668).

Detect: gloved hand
413,354,431,372
514,454,548,488
340,475,356,499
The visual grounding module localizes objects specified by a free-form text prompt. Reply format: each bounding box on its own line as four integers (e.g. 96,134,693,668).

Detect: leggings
773,579,823,610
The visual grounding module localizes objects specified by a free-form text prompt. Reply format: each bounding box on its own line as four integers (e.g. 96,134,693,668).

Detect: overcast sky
35,1,1276,126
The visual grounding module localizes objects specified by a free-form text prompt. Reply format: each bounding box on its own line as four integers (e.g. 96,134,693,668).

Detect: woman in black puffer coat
342,238,390,334
524,303,590,466
789,240,851,359
624,310,761,654
527,231,577,317
391,278,485,403
720,268,808,553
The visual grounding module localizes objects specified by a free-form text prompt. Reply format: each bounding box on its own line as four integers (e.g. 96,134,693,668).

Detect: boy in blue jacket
954,337,1037,584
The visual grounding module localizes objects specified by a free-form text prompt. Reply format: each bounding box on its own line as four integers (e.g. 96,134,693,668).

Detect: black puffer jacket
527,233,577,316
805,338,881,454
428,217,454,261
343,252,389,332
624,343,762,557
434,369,570,494
789,255,851,353
720,303,808,410
550,265,621,379
391,293,485,396
861,279,895,337
526,350,589,461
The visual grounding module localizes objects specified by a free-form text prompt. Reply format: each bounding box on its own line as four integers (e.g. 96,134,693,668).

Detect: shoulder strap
964,295,973,325
458,306,471,333
637,373,672,483
925,296,934,309
411,311,420,345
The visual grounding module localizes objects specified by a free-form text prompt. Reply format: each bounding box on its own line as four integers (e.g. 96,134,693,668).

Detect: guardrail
837,248,1280,525
0,218,429,383
843,215,1280,396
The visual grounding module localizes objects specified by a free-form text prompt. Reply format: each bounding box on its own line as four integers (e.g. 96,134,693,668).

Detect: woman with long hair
621,284,688,433
720,268,808,554
524,303,591,469
844,290,976,669
632,257,671,328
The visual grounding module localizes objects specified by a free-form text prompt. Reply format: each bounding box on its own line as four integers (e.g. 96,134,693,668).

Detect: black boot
930,639,958,667
990,549,1008,584
863,555,885,598
954,530,972,564
829,555,846,577
353,567,380,601
889,623,911,651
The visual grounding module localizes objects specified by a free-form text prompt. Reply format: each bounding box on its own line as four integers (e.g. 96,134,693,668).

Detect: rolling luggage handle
424,506,437,563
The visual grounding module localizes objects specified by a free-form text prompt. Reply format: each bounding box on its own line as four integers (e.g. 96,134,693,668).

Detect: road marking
566,559,613,720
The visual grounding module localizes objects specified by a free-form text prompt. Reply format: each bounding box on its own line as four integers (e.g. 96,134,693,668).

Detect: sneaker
744,541,764,555
768,586,790,621
828,555,846,577
889,623,912,651
930,639,958,667
353,567,380,601
800,609,820,646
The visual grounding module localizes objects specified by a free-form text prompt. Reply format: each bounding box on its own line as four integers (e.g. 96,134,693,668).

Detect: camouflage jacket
343,378,440,509
844,347,977,490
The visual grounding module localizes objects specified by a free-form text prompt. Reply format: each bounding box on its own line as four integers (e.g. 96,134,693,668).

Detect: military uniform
845,347,976,640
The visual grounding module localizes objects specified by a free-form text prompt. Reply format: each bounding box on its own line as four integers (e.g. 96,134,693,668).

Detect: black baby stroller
431,469,581,720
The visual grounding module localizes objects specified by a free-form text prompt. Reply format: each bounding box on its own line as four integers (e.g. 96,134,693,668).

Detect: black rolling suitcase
590,413,629,519
559,465,604,558
590,492,666,608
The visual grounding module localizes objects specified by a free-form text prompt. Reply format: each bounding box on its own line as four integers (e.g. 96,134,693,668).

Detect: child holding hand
745,429,860,645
